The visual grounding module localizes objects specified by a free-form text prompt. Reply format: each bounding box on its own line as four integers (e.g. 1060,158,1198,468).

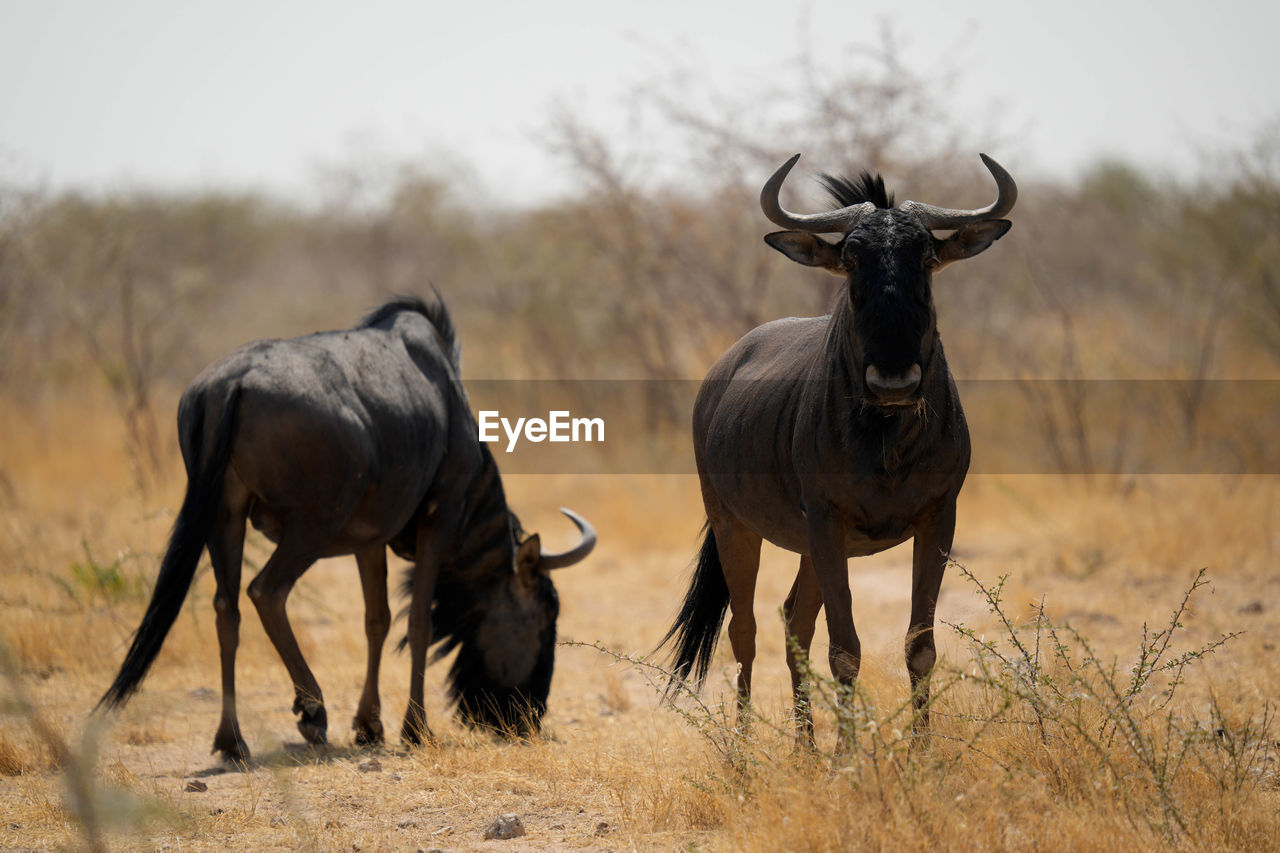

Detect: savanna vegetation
1,36,1277,851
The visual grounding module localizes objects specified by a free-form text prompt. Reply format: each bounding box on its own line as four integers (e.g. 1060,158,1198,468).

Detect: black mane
361,291,461,371
425,505,523,663
425,505,555,735
818,172,895,210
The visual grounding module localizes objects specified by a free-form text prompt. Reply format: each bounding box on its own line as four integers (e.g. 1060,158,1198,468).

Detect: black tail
657,523,730,695
97,388,241,710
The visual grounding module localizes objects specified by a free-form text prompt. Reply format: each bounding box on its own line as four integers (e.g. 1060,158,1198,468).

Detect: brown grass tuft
0,732,57,776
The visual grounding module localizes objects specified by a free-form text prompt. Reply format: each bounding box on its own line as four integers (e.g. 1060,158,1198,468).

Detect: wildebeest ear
930,219,1012,270
516,534,541,576
764,231,847,275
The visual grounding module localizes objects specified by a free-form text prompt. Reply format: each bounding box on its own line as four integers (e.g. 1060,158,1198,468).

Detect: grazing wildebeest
98,294,595,761
661,153,1016,745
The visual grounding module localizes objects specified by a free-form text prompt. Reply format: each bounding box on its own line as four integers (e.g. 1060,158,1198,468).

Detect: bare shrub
2,191,274,493
576,566,1269,847
536,25,1008,382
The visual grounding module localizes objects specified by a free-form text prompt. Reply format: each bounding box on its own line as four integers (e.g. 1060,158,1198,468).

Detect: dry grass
1,391,1278,851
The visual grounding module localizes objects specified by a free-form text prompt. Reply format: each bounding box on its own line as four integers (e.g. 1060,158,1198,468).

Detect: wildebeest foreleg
246,536,328,746
805,505,861,740
906,504,955,739
401,522,442,746
208,478,252,762
352,546,390,745
783,556,823,748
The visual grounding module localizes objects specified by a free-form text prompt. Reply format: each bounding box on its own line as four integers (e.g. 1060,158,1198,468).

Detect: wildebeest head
440,508,595,735
760,154,1016,406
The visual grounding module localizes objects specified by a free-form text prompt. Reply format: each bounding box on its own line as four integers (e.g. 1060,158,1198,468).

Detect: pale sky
2,0,1278,205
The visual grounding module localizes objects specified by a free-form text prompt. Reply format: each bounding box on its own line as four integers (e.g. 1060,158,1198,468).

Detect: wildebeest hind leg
710,516,762,727
247,533,329,747
208,477,252,762
783,556,823,749
352,546,390,746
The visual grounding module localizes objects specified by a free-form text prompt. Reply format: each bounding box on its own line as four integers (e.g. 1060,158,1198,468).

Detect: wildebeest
661,154,1016,744
98,293,595,761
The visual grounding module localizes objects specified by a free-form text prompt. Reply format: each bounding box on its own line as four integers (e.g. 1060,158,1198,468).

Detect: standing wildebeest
661,153,1015,744
98,294,595,761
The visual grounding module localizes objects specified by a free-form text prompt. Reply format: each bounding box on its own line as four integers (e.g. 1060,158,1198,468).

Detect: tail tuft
656,523,730,695
97,388,240,710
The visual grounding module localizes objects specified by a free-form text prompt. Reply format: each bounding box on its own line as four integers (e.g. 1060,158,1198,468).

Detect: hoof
294,699,328,746
212,734,251,765
908,727,933,754
400,719,435,747
353,716,385,747
297,717,328,745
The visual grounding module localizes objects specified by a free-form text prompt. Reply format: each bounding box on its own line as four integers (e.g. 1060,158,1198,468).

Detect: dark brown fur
662,162,1014,746
99,294,592,759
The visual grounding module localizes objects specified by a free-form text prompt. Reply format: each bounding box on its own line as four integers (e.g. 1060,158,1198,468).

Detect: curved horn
540,507,596,570
899,153,1018,230
760,153,875,233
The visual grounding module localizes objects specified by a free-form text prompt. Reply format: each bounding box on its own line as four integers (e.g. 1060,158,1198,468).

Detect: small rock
417,848,447,853
270,816,287,827
595,821,611,836
188,687,217,701
184,780,208,793
1238,600,1265,614
358,758,382,773
483,814,525,840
